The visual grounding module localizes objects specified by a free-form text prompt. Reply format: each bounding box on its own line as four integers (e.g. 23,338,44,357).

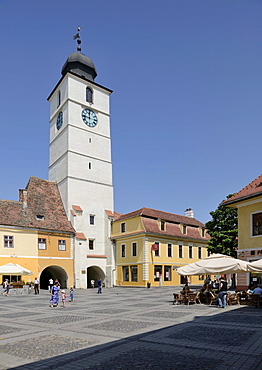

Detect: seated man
252,284,262,297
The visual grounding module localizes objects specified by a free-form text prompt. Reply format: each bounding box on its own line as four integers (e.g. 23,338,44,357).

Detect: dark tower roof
61,52,97,81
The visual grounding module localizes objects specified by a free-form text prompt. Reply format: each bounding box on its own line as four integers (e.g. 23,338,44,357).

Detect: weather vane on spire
73,27,81,52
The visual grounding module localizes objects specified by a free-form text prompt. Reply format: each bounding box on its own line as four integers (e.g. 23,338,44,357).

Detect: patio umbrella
0,263,33,275
247,259,262,272
176,254,250,275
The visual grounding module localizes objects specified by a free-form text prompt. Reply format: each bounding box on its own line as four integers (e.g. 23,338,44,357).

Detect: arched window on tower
86,87,93,103
57,90,61,107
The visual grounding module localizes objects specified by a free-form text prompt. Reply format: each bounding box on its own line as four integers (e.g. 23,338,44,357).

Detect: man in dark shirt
217,277,228,308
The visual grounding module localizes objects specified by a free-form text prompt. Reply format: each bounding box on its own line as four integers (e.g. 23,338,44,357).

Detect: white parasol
0,263,34,276
247,259,262,272
176,254,250,275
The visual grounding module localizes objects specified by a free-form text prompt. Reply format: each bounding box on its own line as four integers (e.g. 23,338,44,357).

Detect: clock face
82,109,98,127
56,111,63,130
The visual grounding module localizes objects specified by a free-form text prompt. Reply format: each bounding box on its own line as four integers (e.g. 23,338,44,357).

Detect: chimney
19,189,28,209
184,208,194,218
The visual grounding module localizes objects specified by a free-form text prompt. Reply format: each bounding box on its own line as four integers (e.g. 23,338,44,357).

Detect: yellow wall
37,231,74,286
112,216,145,236
0,227,38,283
113,218,209,287
236,200,262,250
0,227,74,286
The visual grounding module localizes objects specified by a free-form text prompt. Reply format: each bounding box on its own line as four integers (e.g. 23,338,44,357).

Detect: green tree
205,194,238,258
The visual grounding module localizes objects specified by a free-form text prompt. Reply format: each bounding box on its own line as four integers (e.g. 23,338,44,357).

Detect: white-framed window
123,266,129,281
131,265,138,281
167,243,172,257
86,87,93,103
121,244,126,258
178,244,183,258
154,242,160,257
89,239,94,250
57,90,61,107
58,240,66,251
121,222,126,233
188,244,193,259
4,235,14,248
132,242,137,257
251,211,262,237
90,215,95,225
38,238,46,250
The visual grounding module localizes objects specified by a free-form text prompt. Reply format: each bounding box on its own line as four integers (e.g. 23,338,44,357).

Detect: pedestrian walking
34,277,40,294
61,290,66,308
49,281,60,307
90,279,95,288
69,286,74,302
2,279,10,296
217,277,228,308
49,278,53,292
97,278,102,294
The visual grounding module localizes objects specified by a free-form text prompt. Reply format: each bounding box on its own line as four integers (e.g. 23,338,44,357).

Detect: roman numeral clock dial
82,108,98,127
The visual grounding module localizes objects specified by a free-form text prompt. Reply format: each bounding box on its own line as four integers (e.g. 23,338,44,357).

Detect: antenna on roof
73,27,81,52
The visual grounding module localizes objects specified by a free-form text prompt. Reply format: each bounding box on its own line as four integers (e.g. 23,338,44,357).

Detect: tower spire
73,27,81,52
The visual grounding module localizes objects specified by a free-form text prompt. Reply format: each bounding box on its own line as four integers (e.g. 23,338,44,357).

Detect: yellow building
223,174,262,289
112,207,210,287
0,177,75,288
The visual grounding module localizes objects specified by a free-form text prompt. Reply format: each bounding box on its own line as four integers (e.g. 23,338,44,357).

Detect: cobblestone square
0,287,260,369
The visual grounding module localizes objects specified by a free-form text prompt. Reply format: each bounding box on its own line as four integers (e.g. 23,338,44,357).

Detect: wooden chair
227,293,240,306
187,292,198,305
173,293,184,305
249,294,261,308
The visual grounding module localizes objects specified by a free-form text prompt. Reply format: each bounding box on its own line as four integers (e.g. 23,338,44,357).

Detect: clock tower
48,33,115,288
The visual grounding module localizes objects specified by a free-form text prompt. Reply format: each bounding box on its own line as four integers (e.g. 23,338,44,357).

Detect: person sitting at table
203,284,216,305
181,284,191,294
247,284,255,295
252,284,262,297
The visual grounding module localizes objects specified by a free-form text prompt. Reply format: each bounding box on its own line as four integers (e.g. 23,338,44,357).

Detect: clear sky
0,0,262,223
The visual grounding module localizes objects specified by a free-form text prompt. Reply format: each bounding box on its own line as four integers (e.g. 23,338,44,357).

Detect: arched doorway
87,266,105,288
40,266,68,289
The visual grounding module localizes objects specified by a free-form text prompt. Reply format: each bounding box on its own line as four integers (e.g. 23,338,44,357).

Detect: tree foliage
205,194,238,258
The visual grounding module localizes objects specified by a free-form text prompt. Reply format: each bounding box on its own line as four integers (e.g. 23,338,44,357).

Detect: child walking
61,290,66,308
69,286,74,302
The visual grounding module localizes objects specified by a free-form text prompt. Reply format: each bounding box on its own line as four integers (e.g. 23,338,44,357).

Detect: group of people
49,279,74,308
181,276,229,307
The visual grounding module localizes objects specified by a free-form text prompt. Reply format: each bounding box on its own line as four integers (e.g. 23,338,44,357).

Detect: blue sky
0,0,262,223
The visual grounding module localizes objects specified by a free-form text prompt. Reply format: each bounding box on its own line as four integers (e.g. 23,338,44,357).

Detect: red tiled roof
0,176,75,234
105,210,122,220
222,174,262,206
70,209,76,216
114,207,205,227
142,217,209,241
72,205,83,212
75,232,87,240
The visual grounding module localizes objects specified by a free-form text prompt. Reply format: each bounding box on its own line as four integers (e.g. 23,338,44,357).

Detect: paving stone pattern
0,287,259,369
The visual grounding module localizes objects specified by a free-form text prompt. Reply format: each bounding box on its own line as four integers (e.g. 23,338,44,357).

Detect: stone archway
40,265,68,289
87,266,105,288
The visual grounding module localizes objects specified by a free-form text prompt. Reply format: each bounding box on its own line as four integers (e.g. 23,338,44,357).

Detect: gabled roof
114,207,205,228
222,174,262,206
0,176,75,234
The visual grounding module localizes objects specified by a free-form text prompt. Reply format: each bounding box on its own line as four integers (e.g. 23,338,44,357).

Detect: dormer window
201,228,205,237
86,87,93,103
182,225,187,234
36,215,44,220
121,222,126,233
160,221,165,231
